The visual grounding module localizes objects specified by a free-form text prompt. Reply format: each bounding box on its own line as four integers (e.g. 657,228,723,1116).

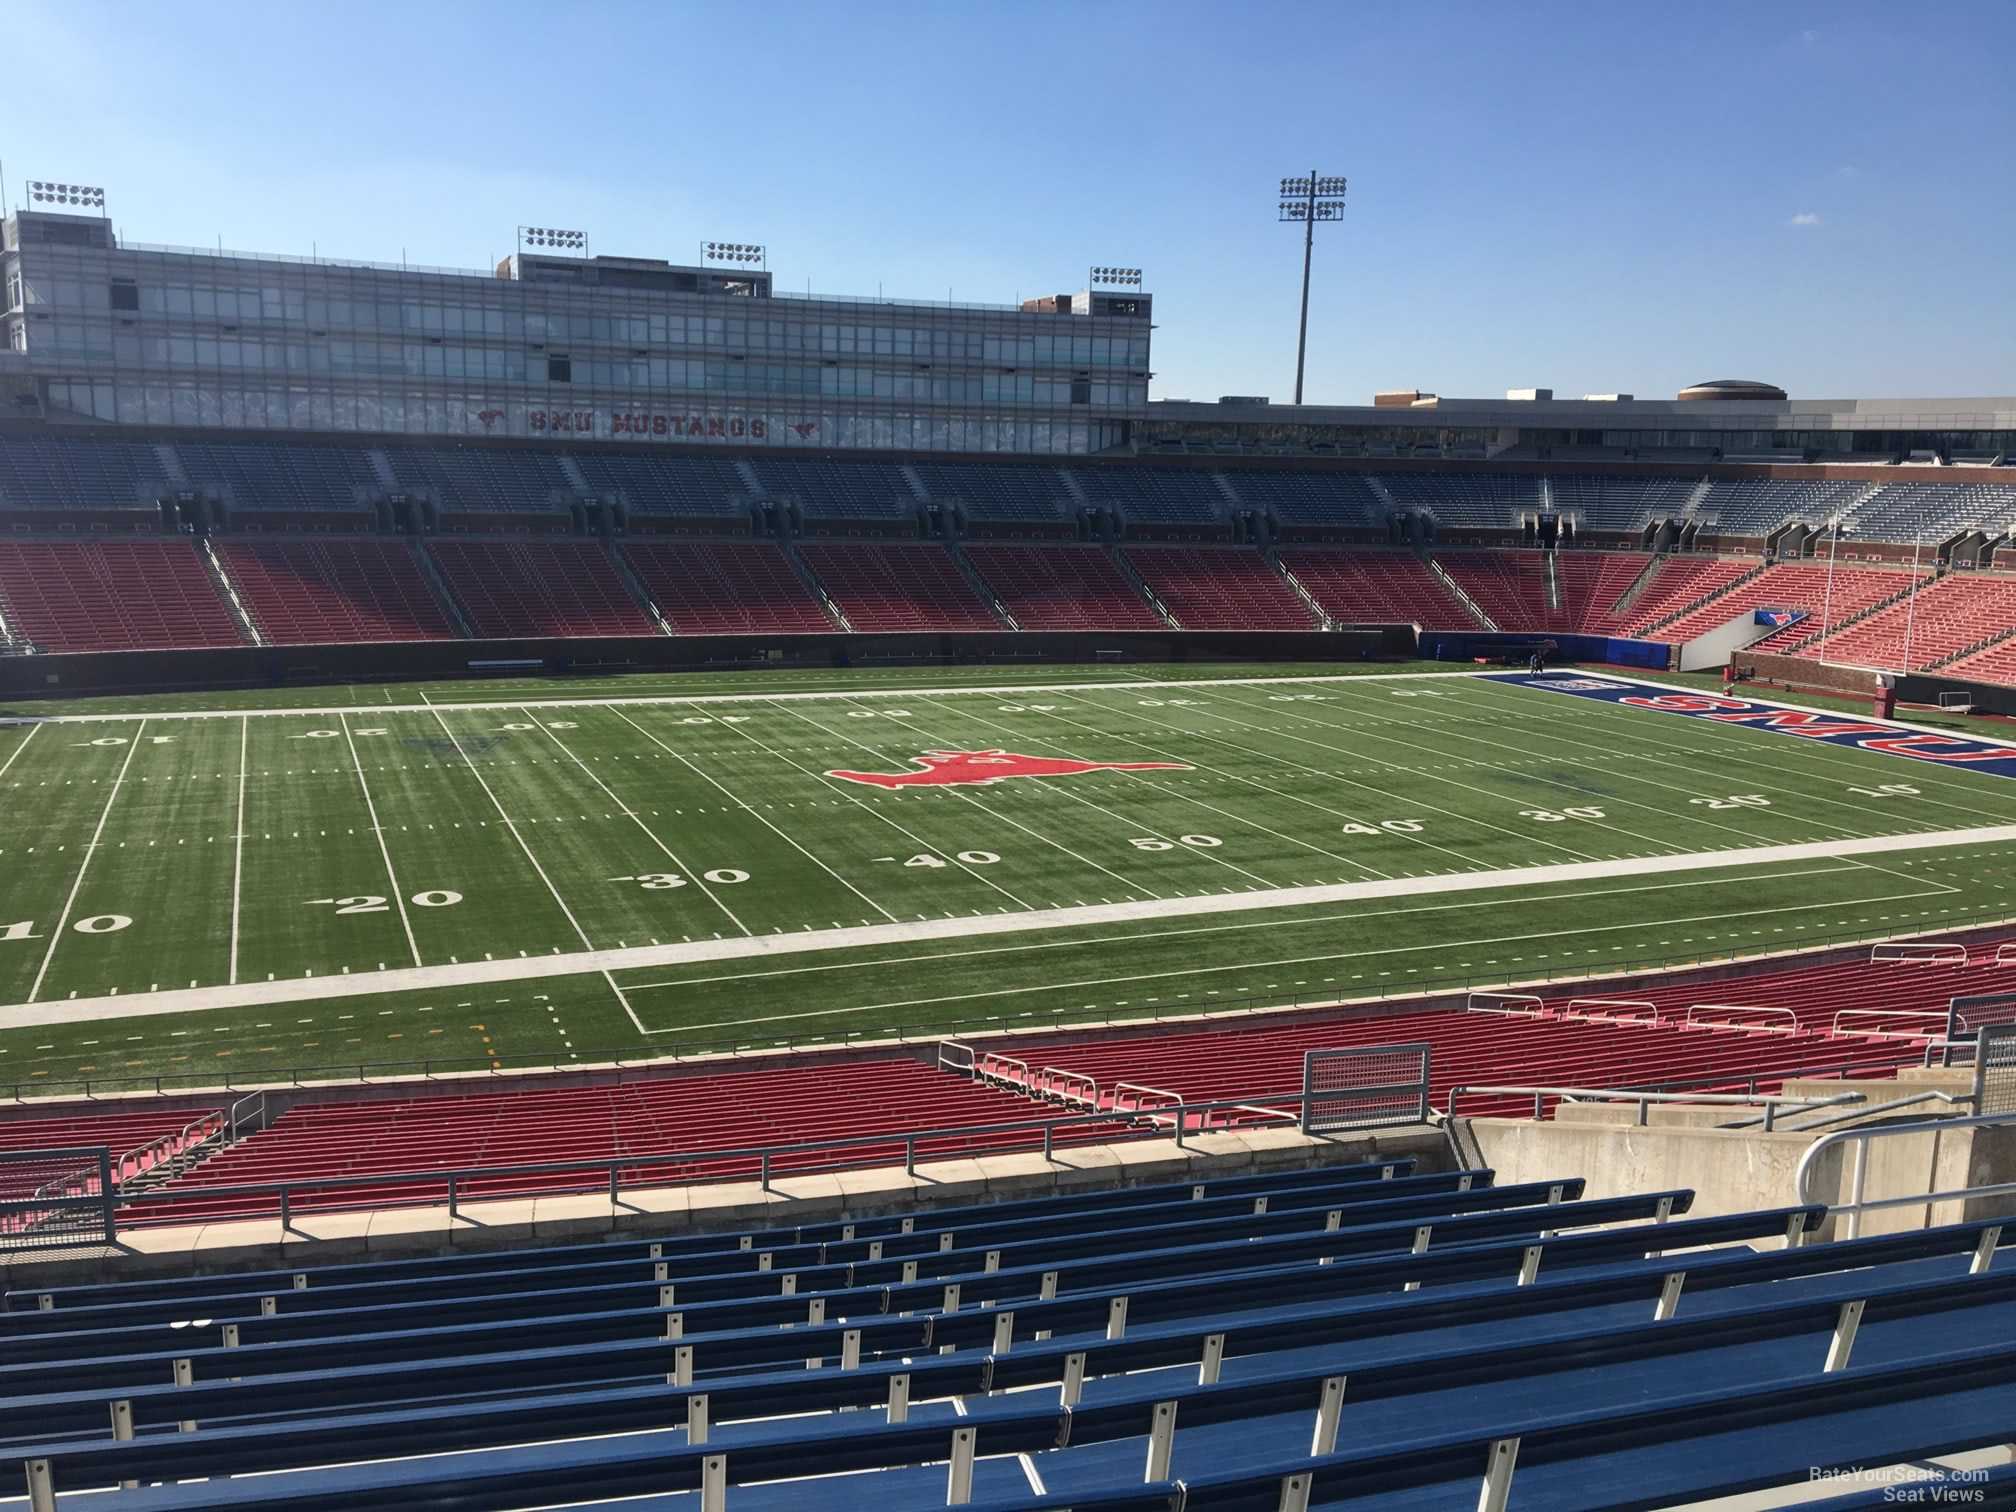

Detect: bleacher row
6,432,2016,537
7,944,1991,1230
7,534,2016,682
4,1158,2014,1509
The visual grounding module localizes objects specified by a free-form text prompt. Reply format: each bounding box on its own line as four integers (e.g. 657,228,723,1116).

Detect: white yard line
808,695,1170,898
7,820,2015,1030
730,703,1037,911
424,704,642,1029
340,713,422,969
1454,675,2012,830
0,669,1491,724
28,718,145,1003
1490,670,2016,755
602,705,897,924
526,708,752,938
0,719,41,780
426,705,600,950
890,692,1370,885
229,716,248,985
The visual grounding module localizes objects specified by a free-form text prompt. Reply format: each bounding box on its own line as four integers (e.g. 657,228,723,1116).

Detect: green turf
0,658,1459,718
4,665,2015,1097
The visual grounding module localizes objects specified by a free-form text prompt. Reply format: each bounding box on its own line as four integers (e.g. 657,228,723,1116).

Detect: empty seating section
0,540,244,651
1623,556,1761,633
1808,573,2016,671
0,1107,215,1166
126,1059,1121,1223
217,540,458,644
0,434,167,510
798,541,1001,631
1434,549,1556,629
961,544,1164,629
1735,562,1915,653
12,1141,2016,1510
1075,467,1225,524
913,462,1069,521
1697,478,1863,535
1225,470,1383,526
1942,627,2016,685
1279,547,1478,626
1548,474,1700,530
1380,472,1541,525
1848,481,2016,543
748,458,915,518
428,540,655,638
395,448,573,513
622,540,834,634
981,954,1982,1122
1123,545,1316,628
1555,551,1654,633
175,442,378,513
569,452,750,515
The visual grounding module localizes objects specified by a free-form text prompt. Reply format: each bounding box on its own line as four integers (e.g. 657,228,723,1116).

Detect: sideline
4,821,2012,1031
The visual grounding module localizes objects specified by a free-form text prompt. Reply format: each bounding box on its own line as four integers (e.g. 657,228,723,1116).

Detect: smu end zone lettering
1512,678,2016,780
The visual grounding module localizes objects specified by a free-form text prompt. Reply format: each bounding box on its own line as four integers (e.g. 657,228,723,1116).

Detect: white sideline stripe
0,669,1483,724
5,821,2015,1031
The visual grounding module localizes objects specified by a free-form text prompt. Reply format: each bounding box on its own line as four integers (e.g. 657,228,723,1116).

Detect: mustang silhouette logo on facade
824,749,1193,790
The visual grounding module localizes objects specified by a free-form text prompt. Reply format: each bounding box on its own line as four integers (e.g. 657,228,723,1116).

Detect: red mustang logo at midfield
825,749,1192,790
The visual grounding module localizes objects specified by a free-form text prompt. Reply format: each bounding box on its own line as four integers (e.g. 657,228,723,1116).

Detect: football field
4,665,2016,1095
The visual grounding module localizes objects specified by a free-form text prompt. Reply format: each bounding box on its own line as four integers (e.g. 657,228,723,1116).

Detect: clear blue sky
7,0,2011,405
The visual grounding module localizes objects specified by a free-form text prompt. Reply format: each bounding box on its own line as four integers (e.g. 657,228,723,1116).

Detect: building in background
0,208,1151,455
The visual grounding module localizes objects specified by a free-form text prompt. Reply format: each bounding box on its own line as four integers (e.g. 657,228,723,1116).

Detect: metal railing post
947,1424,977,1505
1478,1438,1521,1512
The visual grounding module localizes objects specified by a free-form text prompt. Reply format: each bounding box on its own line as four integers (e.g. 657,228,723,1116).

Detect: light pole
702,242,766,270
1277,173,1346,406
518,226,587,257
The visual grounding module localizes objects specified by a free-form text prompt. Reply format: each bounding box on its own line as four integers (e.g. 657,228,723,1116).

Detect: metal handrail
1110,1082,1188,1118
1795,1108,2016,1240
1771,1089,1971,1135
1465,992,1545,1016
1829,1008,1949,1039
1869,942,1972,964
1446,1084,1864,1127
1033,1066,1100,1109
1562,998,1661,1025
1685,1003,1800,1034
94,1087,1391,1235
111,1108,224,1191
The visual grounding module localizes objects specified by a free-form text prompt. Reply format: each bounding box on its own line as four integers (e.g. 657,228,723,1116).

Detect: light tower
1277,172,1347,405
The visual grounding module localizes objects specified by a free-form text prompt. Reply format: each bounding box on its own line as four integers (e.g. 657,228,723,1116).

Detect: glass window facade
1,216,1151,456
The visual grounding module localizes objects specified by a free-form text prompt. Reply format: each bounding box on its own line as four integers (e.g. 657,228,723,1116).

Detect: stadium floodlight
702,241,766,267
28,180,105,212
1276,170,1347,405
518,226,587,254
1089,266,1143,288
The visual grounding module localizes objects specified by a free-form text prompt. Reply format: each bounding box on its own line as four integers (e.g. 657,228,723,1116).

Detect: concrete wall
1455,1113,2016,1243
